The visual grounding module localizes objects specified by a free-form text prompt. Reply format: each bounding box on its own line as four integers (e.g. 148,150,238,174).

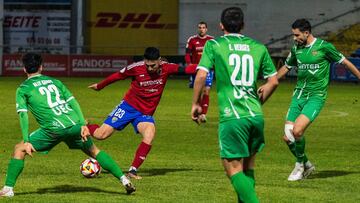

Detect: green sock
244,169,255,188
231,172,259,203
5,158,24,187
287,142,297,159
96,151,124,179
295,137,308,163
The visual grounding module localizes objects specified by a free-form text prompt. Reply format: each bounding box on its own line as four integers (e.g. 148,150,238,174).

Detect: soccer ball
80,158,101,178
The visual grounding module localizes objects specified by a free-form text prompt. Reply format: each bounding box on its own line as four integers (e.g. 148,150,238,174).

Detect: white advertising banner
3,10,70,54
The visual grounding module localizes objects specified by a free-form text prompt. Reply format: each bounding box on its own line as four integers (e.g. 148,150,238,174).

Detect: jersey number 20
229,53,254,86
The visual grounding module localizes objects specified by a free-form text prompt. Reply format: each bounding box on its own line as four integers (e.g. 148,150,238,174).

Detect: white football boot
120,175,136,195
303,161,315,179
288,162,305,181
199,114,207,123
0,186,14,197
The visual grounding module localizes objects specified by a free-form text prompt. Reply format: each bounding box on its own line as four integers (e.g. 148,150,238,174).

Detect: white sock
3,186,13,191
128,166,137,172
120,175,130,186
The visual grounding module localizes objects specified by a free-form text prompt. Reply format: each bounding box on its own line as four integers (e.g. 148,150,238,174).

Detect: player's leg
0,142,27,197
219,119,259,203
90,123,115,140
243,154,256,188
64,124,136,194
87,101,136,140
1,129,58,197
127,119,155,179
223,158,259,203
199,70,213,122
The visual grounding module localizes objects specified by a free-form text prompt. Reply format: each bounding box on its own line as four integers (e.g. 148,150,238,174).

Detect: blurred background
0,0,359,79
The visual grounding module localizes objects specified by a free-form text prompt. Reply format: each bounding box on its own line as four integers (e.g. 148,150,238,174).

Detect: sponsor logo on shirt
139,79,163,86
298,63,320,75
111,117,118,123
311,51,318,56
224,107,232,117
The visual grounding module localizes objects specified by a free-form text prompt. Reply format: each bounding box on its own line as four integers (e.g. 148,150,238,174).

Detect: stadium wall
179,0,360,56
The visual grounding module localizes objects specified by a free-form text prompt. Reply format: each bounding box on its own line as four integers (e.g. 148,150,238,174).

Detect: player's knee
87,144,100,158
292,127,303,140
284,124,295,143
93,129,109,140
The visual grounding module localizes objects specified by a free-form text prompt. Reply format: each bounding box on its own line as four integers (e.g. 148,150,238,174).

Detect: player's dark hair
144,47,160,60
221,7,244,33
292,19,312,33
198,21,207,28
22,53,42,73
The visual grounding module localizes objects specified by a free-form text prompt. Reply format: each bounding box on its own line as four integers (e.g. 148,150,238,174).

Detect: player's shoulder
241,35,267,48
315,38,333,48
125,61,145,71
206,35,215,40
186,35,198,42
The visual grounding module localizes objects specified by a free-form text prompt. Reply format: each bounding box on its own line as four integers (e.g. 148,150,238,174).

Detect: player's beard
295,36,308,47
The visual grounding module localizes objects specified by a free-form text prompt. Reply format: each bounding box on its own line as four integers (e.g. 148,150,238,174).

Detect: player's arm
342,58,360,80
278,48,297,80
177,64,198,75
277,65,290,79
258,47,279,104
89,69,127,91
257,76,279,104
18,111,29,142
185,38,193,65
192,69,207,123
16,88,30,142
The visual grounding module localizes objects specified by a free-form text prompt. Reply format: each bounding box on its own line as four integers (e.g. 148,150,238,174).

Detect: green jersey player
277,19,360,181
0,53,135,197
191,7,278,202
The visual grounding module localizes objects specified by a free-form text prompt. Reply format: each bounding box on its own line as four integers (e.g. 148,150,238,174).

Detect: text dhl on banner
86,0,178,55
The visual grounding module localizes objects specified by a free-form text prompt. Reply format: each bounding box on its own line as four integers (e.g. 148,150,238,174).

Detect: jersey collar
27,74,42,80
305,38,317,47
224,33,244,37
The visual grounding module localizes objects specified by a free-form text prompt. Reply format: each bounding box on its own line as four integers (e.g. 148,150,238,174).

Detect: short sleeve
261,48,277,79
285,46,297,69
324,42,345,63
197,40,215,72
16,87,28,113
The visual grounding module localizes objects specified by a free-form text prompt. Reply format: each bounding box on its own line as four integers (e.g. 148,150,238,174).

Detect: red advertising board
2,54,133,77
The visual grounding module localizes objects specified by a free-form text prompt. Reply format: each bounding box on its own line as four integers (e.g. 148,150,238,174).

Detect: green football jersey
198,33,277,122
16,74,81,131
285,38,344,98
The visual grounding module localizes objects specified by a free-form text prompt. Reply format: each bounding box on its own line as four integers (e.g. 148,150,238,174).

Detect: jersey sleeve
16,87,28,113
285,46,297,69
165,63,180,75
324,42,345,63
197,40,215,73
261,48,277,78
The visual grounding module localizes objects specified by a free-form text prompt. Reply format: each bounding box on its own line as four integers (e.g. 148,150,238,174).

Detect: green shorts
286,94,325,122
218,116,265,159
29,124,94,153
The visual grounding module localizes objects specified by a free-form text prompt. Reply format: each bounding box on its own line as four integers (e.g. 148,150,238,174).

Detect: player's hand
24,142,36,157
81,126,90,142
88,83,99,91
191,104,202,125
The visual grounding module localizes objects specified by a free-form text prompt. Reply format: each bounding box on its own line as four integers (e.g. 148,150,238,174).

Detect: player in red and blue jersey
185,22,214,122
83,47,196,179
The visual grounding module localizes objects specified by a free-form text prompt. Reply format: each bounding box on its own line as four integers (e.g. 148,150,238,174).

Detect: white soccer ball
80,158,101,178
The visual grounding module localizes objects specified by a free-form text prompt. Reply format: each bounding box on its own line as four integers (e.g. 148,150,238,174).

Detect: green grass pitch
0,76,359,202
